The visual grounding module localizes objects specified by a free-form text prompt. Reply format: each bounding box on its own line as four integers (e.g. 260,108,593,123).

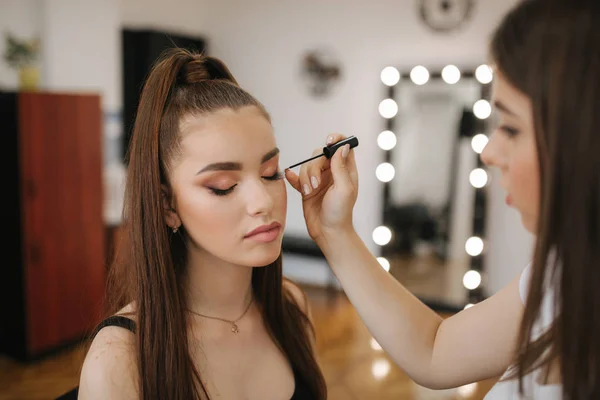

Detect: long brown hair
106,47,326,399
490,1,600,397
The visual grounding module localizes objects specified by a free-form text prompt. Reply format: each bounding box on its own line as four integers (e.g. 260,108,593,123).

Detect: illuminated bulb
379,98,398,118
372,226,392,246
377,257,391,272
370,337,383,351
471,134,489,154
463,270,482,290
371,358,391,380
476,64,493,84
377,130,397,150
410,65,429,85
465,236,484,256
442,65,461,84
376,162,395,182
473,99,492,119
469,168,488,188
381,66,400,86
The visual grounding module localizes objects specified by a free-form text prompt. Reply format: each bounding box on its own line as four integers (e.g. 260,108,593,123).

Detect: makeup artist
285,1,600,398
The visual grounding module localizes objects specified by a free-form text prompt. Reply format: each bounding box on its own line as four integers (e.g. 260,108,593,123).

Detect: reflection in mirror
377,65,493,311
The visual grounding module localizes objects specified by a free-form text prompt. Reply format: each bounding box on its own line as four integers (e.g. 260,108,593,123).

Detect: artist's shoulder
283,278,311,316
78,305,138,399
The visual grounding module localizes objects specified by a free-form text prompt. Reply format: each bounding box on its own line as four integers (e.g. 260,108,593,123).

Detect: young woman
77,48,326,400
286,1,600,398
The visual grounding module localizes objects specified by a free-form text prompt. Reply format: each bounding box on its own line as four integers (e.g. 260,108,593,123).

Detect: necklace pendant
231,323,239,334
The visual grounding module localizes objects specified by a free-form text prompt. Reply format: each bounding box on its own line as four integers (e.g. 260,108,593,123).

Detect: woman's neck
183,246,254,321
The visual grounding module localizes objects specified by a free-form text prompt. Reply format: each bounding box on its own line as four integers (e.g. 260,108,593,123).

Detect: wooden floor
0,286,497,400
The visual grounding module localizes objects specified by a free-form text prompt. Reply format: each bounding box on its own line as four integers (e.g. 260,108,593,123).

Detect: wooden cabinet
0,91,106,361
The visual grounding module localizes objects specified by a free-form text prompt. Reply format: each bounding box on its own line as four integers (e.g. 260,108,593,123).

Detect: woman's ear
161,184,181,229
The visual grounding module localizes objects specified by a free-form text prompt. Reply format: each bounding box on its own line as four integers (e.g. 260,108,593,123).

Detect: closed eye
209,171,281,196
263,171,283,181
209,185,237,196
500,125,520,137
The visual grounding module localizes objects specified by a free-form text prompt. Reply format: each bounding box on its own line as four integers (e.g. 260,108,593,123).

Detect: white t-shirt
483,263,562,399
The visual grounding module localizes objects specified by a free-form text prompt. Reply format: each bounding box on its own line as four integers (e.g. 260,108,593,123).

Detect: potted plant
3,32,41,91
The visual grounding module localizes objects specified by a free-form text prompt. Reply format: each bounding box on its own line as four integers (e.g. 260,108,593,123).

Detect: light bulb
381,66,400,86
469,168,488,188
476,64,493,84
463,270,482,290
377,130,397,150
377,257,391,271
442,65,461,84
370,337,383,351
372,226,392,246
371,358,391,380
465,236,484,256
473,100,491,119
471,134,489,154
410,65,429,85
379,99,398,118
376,162,395,182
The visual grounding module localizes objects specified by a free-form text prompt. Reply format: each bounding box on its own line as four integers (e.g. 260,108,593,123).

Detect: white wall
120,0,210,38
42,0,121,111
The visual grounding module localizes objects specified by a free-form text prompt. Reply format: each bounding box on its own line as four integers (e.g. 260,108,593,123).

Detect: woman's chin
520,213,537,234
246,247,282,268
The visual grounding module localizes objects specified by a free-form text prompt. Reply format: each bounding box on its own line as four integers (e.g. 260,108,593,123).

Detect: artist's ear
161,184,181,229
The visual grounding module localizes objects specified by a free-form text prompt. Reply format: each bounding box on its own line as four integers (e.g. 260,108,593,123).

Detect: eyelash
500,125,520,137
209,171,284,196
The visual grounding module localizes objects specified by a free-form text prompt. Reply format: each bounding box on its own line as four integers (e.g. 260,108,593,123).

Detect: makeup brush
287,136,359,169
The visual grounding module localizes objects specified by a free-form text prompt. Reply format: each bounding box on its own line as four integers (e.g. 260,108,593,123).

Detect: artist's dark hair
491,1,600,397
106,47,326,399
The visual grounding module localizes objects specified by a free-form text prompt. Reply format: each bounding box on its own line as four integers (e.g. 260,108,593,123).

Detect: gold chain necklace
187,297,254,334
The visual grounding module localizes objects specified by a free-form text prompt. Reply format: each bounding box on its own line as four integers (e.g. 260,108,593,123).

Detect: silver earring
172,226,179,233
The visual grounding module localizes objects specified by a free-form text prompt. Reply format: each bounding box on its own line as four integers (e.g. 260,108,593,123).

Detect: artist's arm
285,134,524,389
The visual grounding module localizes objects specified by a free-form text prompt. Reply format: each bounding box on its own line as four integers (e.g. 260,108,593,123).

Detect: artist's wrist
315,224,358,254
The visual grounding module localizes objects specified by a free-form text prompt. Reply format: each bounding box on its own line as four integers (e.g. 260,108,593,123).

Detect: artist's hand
285,134,359,243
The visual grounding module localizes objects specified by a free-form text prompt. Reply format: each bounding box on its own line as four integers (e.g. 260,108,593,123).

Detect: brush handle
322,136,359,159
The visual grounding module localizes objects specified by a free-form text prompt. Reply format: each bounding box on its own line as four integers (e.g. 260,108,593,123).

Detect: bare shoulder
283,278,310,315
78,317,137,399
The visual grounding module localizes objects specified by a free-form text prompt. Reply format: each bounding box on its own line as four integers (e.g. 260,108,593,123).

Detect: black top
55,316,314,400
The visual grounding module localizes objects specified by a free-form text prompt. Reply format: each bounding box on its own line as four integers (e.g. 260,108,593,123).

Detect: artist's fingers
325,133,346,147
345,142,358,188
298,148,324,196
326,133,357,185
306,143,336,194
302,133,353,196
329,143,355,196
284,168,302,193
287,133,350,197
